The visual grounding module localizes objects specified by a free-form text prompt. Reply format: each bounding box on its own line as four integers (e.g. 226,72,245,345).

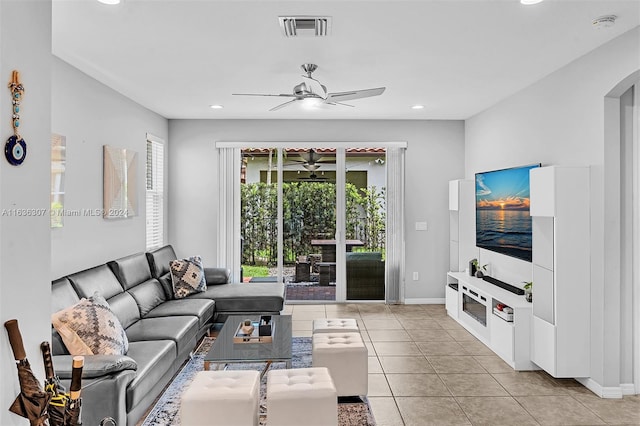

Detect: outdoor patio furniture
310,239,364,263
318,262,336,286
294,261,311,282
308,253,322,273
345,252,385,300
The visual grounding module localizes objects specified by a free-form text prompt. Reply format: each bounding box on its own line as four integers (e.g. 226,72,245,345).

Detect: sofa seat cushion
124,340,176,410
144,299,215,329
125,316,198,356
188,282,284,314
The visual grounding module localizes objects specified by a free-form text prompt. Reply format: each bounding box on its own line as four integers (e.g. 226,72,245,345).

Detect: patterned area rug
141,337,376,425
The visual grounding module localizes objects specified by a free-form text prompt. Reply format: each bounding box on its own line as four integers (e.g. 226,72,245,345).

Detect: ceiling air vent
278,16,332,37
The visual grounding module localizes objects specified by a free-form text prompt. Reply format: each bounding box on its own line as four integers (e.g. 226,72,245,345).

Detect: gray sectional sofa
50,245,285,425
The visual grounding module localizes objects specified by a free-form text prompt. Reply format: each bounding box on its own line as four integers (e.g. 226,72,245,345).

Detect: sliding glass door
343,148,386,301
223,142,404,303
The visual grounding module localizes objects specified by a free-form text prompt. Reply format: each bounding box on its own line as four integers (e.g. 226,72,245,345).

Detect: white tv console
446,271,537,370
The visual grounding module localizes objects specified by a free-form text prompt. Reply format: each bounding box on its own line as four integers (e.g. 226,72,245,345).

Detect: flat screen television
475,164,541,262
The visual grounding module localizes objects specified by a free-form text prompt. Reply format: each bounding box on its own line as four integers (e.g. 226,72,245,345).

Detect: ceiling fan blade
325,101,355,108
326,87,386,103
232,93,297,97
269,99,298,111
301,75,328,99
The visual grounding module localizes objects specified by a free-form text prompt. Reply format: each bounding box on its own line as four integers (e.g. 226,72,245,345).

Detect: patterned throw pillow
170,255,207,299
52,292,128,356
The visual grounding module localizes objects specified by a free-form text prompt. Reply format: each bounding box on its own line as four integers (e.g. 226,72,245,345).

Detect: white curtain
385,147,406,303
217,147,242,282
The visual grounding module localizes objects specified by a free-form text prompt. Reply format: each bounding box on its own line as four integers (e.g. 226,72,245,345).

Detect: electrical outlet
413,272,419,281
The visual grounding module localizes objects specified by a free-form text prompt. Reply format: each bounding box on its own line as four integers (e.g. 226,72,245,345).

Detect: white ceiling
52,0,640,120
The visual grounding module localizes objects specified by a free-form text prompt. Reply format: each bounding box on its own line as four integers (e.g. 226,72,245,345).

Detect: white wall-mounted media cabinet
449,179,475,272
530,166,590,378
446,272,536,370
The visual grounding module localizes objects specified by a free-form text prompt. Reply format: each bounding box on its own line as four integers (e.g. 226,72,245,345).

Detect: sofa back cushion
109,253,168,317
67,264,141,329
105,291,142,330
128,278,168,317
146,245,177,279
146,245,179,299
67,264,126,300
51,277,80,355
108,253,153,290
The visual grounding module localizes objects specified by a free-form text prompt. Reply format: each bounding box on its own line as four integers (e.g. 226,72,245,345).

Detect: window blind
146,137,164,250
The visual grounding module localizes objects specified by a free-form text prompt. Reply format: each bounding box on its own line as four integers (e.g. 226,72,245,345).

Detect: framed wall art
103,145,138,218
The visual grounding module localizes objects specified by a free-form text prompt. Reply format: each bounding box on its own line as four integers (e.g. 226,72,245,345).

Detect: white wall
51,57,168,278
168,119,464,300
0,2,52,425
466,27,640,393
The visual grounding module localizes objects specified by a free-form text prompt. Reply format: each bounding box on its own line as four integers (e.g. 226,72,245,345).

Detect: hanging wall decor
103,145,138,219
51,134,67,228
5,70,27,166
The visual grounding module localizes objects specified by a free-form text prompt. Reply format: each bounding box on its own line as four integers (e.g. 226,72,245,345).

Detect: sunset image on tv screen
475,164,539,262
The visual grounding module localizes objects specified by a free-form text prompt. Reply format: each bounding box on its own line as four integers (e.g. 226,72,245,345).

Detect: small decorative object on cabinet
523,282,533,303
471,259,487,278
468,259,477,276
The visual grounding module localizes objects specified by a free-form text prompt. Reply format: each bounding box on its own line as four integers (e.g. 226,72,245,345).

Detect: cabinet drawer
490,314,514,363
532,316,556,375
445,285,459,319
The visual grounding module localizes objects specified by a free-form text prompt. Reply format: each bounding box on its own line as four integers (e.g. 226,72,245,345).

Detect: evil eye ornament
5,135,27,165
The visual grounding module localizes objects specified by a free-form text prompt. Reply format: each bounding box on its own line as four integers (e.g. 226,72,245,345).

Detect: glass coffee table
204,315,292,377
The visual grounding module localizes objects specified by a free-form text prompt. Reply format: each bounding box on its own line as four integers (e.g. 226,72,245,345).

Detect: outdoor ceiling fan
287,148,336,172
233,64,386,111
297,172,329,182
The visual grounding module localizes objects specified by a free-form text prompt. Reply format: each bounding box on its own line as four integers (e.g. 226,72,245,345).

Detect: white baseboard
621,383,637,395
404,298,445,304
577,378,624,398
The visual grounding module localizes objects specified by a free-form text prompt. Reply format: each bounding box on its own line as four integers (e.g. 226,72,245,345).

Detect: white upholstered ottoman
312,332,368,397
312,318,359,334
266,367,337,426
180,370,260,426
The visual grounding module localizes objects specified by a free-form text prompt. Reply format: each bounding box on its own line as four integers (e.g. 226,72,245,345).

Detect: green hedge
241,182,385,265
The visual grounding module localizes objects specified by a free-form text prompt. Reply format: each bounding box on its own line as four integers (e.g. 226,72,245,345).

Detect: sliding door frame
216,140,407,303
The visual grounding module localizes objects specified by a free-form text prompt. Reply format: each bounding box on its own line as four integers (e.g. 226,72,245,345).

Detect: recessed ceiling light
97,0,121,5
411,105,425,110
210,105,224,109
520,0,544,5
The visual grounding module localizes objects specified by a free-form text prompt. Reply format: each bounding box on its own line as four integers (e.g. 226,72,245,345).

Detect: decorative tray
233,317,274,343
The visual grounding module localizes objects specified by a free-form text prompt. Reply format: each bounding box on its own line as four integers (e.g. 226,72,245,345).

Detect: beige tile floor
285,303,640,426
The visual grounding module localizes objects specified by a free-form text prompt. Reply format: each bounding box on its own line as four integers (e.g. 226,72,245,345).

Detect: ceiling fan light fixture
279,16,332,37
301,97,322,110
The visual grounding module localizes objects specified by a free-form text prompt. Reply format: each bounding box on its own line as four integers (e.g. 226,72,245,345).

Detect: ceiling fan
297,172,329,182
233,64,386,111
